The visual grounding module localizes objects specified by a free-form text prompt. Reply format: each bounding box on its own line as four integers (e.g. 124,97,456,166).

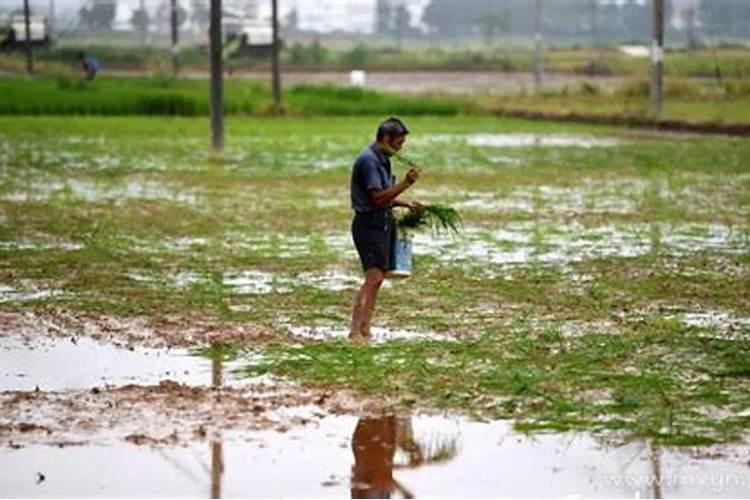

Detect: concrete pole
170,0,180,75
590,0,598,42
209,0,224,154
271,0,282,113
48,0,54,40
534,0,544,92
23,0,34,74
650,0,664,117
210,355,223,499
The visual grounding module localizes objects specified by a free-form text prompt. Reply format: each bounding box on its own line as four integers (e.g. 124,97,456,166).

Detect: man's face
384,134,406,154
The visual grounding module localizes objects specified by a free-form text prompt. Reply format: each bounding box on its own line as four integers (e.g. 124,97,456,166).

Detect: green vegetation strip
228,316,750,446
0,76,464,116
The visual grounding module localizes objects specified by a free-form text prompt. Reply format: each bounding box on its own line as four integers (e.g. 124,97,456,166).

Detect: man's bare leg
350,268,385,343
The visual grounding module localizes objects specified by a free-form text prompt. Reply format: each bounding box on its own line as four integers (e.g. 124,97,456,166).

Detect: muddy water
2,414,748,497
0,335,250,391
2,331,749,497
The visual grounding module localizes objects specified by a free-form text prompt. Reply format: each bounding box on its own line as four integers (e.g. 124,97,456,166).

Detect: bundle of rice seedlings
396,204,462,237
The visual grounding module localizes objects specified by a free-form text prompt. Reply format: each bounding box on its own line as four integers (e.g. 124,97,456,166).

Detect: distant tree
375,0,393,35
422,0,473,38
700,0,750,39
340,43,371,68
130,4,150,43
621,0,650,41
287,38,328,66
477,12,509,46
283,7,298,35
393,4,411,48
156,0,187,33
79,0,117,31
191,0,209,33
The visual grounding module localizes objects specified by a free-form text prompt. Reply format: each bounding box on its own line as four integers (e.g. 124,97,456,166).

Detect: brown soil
0,310,274,349
0,377,392,448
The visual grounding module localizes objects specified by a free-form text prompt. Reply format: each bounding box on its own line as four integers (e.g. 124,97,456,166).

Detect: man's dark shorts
351,209,396,272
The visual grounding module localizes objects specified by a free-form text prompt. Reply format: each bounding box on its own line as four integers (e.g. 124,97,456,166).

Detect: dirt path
106,69,625,95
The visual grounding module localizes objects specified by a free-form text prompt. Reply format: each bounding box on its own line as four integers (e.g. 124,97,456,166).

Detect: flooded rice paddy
1,116,749,496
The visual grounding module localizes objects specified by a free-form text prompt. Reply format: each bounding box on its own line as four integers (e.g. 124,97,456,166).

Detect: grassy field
1,75,750,126
1,115,749,446
7,43,750,78
0,76,464,116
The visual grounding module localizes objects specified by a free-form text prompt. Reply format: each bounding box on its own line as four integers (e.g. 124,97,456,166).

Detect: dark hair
376,116,409,141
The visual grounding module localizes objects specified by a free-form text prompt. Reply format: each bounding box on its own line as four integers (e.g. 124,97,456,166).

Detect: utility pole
210,354,223,499
650,0,664,117
590,0,598,42
170,0,180,75
23,0,33,74
271,0,282,113
48,0,55,40
209,0,224,154
534,0,544,92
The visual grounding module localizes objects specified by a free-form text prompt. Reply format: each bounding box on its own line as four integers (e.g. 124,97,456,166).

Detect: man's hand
406,200,424,211
404,167,422,185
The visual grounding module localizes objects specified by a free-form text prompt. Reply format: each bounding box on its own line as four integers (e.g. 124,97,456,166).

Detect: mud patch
0,379,372,448
0,311,270,349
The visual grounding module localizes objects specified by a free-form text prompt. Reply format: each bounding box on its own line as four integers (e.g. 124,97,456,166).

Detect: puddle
669,310,750,341
414,133,622,149
0,285,66,304
284,324,451,343
0,335,250,391
412,222,748,271
2,178,200,205
292,271,365,291
133,268,369,295
222,271,290,295
0,240,83,252
2,414,748,497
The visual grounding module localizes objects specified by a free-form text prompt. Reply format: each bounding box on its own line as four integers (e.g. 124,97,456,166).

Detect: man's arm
369,167,422,208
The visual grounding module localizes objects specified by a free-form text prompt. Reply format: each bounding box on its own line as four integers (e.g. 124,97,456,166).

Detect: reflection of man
351,416,413,499
351,415,460,498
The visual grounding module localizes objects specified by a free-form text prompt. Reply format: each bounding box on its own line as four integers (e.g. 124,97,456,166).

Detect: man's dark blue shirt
350,143,393,213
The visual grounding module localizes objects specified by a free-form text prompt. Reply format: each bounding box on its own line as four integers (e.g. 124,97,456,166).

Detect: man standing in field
350,117,422,344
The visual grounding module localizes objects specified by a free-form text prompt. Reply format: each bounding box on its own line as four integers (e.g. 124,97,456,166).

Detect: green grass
1,114,748,445
0,76,466,116
233,320,750,445
480,78,750,124
2,74,748,126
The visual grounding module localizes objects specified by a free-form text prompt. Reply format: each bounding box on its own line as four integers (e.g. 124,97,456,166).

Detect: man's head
77,51,86,61
376,117,409,155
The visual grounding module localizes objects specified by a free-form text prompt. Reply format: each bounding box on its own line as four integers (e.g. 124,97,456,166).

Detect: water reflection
210,349,224,499
351,415,459,499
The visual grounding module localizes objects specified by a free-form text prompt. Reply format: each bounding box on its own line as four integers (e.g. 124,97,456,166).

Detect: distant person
78,52,100,80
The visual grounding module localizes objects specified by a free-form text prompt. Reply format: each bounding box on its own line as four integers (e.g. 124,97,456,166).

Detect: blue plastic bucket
387,238,412,279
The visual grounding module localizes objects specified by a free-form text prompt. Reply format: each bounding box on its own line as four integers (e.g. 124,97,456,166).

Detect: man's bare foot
349,332,370,345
